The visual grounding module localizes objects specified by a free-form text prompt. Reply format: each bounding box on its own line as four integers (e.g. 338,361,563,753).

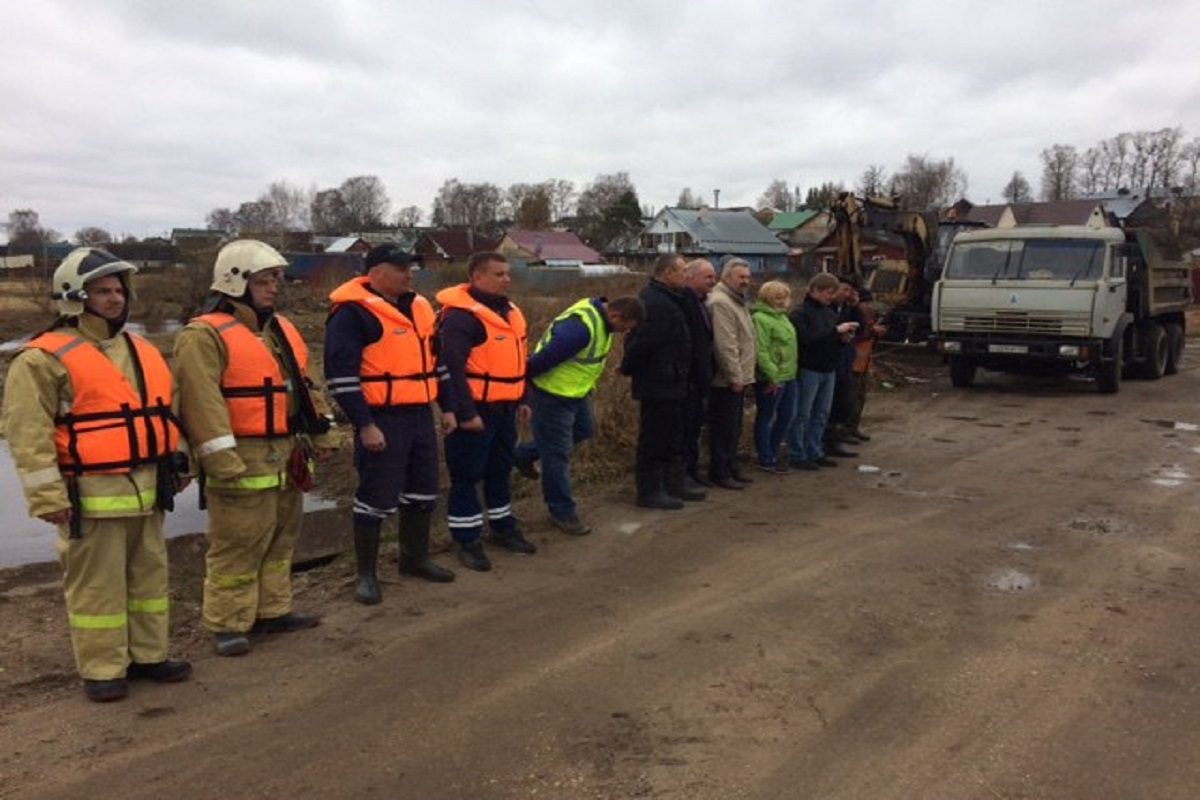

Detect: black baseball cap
364,244,423,270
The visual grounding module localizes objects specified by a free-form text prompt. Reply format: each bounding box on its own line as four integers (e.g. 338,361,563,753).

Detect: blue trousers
789,369,835,463
352,407,440,525
514,386,595,521
754,379,798,466
443,406,518,543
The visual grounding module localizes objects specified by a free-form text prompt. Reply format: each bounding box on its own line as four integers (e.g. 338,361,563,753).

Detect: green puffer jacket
752,301,799,385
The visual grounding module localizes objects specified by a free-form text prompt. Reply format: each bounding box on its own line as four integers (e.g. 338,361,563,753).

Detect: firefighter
1,248,191,702
437,251,537,572
325,244,456,605
173,239,338,657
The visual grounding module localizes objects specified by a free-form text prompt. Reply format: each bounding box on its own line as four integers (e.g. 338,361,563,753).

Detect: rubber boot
398,509,456,583
636,466,684,510
665,461,706,502
354,521,383,605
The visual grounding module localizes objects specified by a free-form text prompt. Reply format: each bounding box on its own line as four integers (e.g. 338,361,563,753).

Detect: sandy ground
2,347,1200,799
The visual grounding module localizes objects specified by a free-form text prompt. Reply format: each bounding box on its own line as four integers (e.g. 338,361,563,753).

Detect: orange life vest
27,330,180,475
328,277,438,406
193,312,309,438
435,284,527,402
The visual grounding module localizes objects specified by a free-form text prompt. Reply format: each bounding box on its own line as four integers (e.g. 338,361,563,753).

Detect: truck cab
931,224,1189,393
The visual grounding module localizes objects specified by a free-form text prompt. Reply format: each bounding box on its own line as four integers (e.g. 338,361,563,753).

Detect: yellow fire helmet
52,247,138,317
211,239,288,297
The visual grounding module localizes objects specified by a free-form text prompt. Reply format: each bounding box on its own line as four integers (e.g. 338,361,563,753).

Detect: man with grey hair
706,256,757,488
680,258,717,493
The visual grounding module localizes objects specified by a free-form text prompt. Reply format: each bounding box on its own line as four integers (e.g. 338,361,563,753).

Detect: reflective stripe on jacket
328,277,438,406
27,331,179,475
193,312,308,437
435,284,527,402
531,299,612,398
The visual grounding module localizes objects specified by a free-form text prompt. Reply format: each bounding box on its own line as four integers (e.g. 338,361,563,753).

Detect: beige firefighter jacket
173,299,336,491
1,313,164,519
707,281,758,387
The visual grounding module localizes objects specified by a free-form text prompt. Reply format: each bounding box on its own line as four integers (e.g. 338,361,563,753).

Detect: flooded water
0,441,337,568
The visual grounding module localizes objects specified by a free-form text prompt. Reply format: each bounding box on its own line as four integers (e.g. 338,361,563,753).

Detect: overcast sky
3,0,1199,242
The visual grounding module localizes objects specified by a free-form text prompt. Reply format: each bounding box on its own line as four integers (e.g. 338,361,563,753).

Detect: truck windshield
944,239,1106,282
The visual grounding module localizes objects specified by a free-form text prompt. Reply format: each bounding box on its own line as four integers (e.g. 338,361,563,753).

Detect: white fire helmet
211,239,288,297
51,248,138,317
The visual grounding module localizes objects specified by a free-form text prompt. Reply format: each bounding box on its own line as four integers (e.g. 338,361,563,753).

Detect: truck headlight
941,341,962,353
1058,345,1081,358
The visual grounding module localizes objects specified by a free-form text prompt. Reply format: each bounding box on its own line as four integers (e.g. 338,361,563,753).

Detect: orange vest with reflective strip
435,284,527,402
27,330,180,475
329,277,438,406
194,312,308,437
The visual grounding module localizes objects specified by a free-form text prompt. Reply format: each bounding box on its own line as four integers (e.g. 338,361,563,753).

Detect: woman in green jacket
752,281,799,472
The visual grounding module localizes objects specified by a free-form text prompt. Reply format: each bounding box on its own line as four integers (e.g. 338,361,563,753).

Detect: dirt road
2,351,1199,799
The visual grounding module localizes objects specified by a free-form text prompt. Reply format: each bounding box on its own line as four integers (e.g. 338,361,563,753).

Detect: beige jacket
707,281,757,387
1,313,163,519
173,300,337,488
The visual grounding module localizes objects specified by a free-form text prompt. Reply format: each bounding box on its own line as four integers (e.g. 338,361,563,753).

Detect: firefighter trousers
57,514,170,680
203,486,303,633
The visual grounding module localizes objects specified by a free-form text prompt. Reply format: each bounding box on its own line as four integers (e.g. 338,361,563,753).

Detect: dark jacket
679,288,714,392
620,279,691,401
791,294,842,373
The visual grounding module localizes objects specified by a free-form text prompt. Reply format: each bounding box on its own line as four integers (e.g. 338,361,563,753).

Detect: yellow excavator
831,192,983,342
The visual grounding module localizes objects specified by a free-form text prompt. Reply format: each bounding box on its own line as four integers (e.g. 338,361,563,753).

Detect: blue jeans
513,387,595,520
754,379,798,466
789,369,835,463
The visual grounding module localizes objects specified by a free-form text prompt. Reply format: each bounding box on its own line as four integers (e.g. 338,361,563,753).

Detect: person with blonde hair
751,280,798,472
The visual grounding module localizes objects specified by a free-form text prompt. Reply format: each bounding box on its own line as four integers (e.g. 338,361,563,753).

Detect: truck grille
939,309,1092,336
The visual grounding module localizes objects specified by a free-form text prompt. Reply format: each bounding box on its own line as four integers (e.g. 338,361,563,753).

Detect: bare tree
74,226,114,246
676,187,701,209
206,207,239,236
310,189,348,235
756,179,795,212
1001,171,1033,204
394,205,423,228
547,179,576,222
888,155,967,211
1039,144,1078,200
262,180,310,231
340,175,390,231
431,179,503,233
856,165,889,198
514,186,553,230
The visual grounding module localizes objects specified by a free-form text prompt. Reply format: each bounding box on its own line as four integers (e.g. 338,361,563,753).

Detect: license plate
989,344,1028,354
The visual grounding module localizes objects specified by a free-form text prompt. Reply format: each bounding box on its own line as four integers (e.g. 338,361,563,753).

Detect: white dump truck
930,224,1192,393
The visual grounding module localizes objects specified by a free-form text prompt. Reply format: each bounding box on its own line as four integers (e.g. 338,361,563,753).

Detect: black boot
636,467,684,510
354,521,383,605
398,509,456,583
665,461,706,502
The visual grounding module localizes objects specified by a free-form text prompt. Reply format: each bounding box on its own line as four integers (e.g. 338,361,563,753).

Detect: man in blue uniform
325,245,456,605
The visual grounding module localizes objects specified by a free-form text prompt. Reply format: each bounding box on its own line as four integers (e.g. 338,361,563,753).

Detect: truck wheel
1140,323,1168,380
949,356,976,388
1164,323,1184,375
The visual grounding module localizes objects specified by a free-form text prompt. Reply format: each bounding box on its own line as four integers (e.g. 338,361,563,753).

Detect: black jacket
679,288,714,392
791,295,842,373
620,279,692,401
